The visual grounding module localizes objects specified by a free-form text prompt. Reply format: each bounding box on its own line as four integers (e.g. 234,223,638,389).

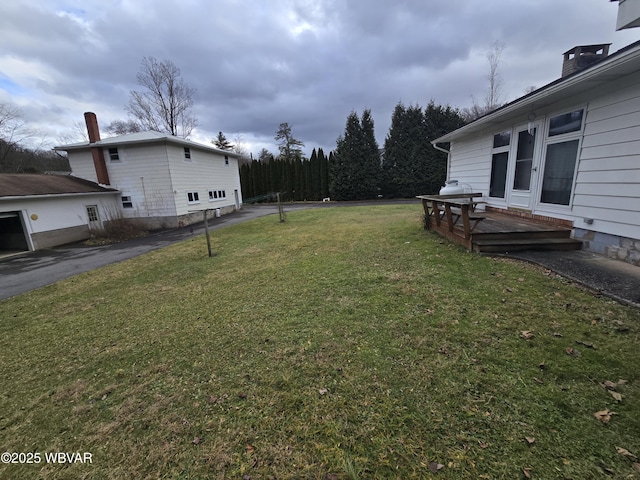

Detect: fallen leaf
576,340,596,349
523,468,532,479
538,362,546,370
324,474,339,480
479,441,489,448
428,462,444,473
609,391,623,402
525,437,535,445
238,392,247,399
555,292,563,298
518,277,524,282
602,380,617,390
615,446,637,461
246,444,255,454
591,319,597,326
633,463,640,473
533,377,543,384
594,409,613,423
192,436,202,445
618,379,628,385
208,395,218,403
319,388,328,395
565,347,581,357
520,330,534,340
553,332,563,337
438,346,449,355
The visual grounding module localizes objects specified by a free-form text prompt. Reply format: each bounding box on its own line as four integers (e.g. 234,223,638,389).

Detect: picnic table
416,193,486,247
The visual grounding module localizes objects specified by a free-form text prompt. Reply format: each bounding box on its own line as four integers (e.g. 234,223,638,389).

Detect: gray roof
0,174,118,198
54,131,240,157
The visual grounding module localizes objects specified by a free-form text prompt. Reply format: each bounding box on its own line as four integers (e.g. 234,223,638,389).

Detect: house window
540,140,580,205
549,109,583,136
122,196,133,209
208,190,217,200
108,148,120,161
86,205,99,222
187,191,200,204
489,131,510,198
221,190,226,198
224,155,229,165
184,147,191,160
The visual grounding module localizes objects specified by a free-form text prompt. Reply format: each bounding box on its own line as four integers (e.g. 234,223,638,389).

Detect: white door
508,123,542,210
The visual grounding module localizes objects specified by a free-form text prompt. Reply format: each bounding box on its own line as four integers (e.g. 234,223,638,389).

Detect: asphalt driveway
0,205,306,300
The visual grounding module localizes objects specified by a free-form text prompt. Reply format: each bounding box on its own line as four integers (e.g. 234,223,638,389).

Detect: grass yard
1,204,639,479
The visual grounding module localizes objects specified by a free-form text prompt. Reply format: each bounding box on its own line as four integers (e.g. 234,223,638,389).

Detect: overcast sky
1,0,638,157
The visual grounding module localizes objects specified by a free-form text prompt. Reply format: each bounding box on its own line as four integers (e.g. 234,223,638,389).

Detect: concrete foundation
573,228,640,266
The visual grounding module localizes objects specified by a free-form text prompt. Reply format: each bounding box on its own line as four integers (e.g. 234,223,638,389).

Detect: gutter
431,143,450,154
0,191,121,201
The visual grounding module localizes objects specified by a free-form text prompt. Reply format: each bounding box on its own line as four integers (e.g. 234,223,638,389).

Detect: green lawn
1,204,639,479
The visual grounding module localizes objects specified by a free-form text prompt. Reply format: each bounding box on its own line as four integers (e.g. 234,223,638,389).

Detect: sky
1,0,639,158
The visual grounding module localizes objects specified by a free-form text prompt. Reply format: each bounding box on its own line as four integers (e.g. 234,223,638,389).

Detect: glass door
508,124,540,210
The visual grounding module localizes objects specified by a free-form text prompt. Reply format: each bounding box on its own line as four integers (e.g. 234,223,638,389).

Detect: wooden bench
416,193,486,248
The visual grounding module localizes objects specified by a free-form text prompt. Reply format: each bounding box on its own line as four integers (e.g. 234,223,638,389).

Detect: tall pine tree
330,110,381,200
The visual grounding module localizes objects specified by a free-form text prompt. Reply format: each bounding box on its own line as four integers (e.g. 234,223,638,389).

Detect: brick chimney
562,44,611,78
84,112,110,185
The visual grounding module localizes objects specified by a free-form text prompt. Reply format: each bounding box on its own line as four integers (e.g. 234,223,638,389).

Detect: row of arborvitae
240,101,466,202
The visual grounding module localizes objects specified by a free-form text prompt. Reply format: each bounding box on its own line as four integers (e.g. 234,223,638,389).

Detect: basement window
184,147,191,160
187,191,200,204
108,147,120,161
122,196,133,209
86,205,99,222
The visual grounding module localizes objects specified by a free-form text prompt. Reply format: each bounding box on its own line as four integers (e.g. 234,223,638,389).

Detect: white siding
573,76,640,239
68,151,99,183
448,135,492,195
166,144,242,216
102,143,175,219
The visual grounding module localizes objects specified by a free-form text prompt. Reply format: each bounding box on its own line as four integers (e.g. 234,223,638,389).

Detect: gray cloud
1,0,637,156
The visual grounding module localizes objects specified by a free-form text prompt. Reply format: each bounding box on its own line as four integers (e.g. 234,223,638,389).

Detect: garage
0,211,29,253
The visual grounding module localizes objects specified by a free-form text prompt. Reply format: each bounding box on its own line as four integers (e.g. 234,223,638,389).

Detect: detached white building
55,113,243,230
0,174,120,252
432,38,640,265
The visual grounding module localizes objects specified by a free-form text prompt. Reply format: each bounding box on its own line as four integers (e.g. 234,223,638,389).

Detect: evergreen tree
330,110,381,200
213,132,234,150
423,101,465,194
318,148,329,199
382,100,464,197
275,122,305,162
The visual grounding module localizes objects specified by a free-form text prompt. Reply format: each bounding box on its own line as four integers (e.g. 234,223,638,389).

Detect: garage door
0,212,29,252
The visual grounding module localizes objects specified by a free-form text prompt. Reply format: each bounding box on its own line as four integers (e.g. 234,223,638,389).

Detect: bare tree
484,40,504,111
231,133,248,156
56,120,90,145
0,102,37,166
461,41,506,122
126,57,197,138
104,119,142,136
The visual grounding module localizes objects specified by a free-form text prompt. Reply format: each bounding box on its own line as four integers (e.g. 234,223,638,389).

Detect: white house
0,174,120,252
54,113,243,230
431,40,640,265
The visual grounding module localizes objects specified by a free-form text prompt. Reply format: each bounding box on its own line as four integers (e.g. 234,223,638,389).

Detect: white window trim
535,106,586,211
187,191,200,204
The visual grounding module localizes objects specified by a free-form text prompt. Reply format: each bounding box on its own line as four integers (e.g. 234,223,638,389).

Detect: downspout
431,141,452,181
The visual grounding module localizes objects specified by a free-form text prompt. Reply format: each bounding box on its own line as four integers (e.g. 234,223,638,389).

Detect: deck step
473,237,582,253
472,229,572,242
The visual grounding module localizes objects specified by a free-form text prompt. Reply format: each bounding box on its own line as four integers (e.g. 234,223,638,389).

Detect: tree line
240,101,465,202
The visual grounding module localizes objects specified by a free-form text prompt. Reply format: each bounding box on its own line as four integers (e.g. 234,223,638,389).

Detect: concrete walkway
1,201,639,308
507,250,640,308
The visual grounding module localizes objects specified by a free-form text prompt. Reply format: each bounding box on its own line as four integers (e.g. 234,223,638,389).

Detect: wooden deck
418,195,582,253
